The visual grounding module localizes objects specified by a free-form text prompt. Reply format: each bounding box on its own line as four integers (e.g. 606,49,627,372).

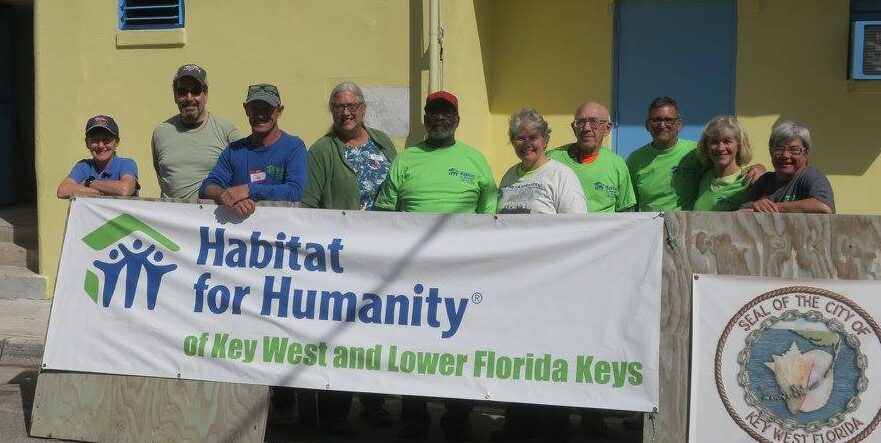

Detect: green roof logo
81,214,179,310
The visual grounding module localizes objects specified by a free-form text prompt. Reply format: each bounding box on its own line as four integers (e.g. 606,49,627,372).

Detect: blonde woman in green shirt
693,115,753,211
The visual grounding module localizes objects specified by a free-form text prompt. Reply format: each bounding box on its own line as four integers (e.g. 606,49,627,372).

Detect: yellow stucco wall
35,0,419,289
33,0,881,291
405,0,613,177
481,0,614,173
737,0,881,215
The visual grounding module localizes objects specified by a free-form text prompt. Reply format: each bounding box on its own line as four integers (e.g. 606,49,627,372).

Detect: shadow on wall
472,0,613,117
0,4,35,205
802,117,881,176
473,0,492,112
737,112,881,177
734,1,881,177
465,0,881,177
405,0,426,148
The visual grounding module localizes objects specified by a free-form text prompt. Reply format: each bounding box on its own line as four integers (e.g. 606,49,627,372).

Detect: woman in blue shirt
56,115,139,199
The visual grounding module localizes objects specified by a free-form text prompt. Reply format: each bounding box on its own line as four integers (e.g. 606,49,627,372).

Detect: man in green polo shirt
374,90,494,441
626,96,703,212
546,101,635,212
374,91,496,215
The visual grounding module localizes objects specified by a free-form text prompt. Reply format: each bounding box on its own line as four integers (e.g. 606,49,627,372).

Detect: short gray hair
769,120,811,152
508,107,551,141
328,81,365,110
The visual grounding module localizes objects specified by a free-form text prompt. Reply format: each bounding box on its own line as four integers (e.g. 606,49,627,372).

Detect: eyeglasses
248,84,280,97
174,86,204,96
648,117,680,127
331,102,363,113
770,145,806,155
513,134,545,144
572,119,609,129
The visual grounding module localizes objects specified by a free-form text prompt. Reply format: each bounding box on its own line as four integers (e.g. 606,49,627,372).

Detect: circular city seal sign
715,286,881,443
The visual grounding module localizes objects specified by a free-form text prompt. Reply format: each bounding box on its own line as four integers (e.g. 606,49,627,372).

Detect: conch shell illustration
764,342,834,413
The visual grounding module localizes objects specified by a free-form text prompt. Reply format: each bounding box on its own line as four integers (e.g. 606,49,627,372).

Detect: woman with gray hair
302,81,397,211
742,119,835,213
496,108,587,214
492,108,584,441
299,82,396,433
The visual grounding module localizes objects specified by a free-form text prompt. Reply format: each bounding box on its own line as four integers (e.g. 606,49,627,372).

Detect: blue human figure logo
93,239,177,310
93,249,125,307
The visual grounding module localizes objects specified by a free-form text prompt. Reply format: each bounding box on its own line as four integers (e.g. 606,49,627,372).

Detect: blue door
612,0,736,158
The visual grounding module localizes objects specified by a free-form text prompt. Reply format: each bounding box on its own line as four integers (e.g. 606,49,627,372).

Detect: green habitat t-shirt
627,139,704,211
373,140,497,214
692,169,750,211
546,145,635,213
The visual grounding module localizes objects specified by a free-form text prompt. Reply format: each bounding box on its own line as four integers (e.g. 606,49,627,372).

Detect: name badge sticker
249,169,267,183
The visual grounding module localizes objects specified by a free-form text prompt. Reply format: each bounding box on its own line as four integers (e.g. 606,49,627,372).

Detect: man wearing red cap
374,91,496,214
374,91,495,441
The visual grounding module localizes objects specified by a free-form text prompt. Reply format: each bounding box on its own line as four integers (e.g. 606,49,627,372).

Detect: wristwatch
84,177,95,187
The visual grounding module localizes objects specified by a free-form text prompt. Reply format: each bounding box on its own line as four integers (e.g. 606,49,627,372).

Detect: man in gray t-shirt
152,64,241,200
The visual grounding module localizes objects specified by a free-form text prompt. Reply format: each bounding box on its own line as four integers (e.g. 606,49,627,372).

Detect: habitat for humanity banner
690,275,881,443
43,197,662,411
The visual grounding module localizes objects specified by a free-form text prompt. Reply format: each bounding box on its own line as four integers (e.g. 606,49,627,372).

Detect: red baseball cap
425,90,458,111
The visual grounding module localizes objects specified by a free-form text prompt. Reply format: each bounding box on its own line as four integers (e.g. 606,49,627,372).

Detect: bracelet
84,177,95,187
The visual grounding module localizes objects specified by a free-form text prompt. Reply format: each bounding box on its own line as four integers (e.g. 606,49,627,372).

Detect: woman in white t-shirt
491,108,587,442
497,108,587,214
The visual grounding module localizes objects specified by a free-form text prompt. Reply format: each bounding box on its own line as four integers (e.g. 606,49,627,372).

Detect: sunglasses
331,102,363,113
174,86,204,96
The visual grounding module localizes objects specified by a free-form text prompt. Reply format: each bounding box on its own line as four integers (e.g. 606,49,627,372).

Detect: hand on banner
220,184,251,208
232,198,256,216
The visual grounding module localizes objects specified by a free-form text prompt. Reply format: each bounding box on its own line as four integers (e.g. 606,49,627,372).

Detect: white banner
690,275,881,443
44,198,662,411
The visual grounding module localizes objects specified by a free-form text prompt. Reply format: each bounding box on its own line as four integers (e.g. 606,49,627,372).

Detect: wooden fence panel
30,372,268,443
646,212,881,443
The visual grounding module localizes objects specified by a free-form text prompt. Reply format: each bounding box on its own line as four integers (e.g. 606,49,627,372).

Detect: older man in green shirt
546,101,635,212
374,91,495,441
374,91,496,214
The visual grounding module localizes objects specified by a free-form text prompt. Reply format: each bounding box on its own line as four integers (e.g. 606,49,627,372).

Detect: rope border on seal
713,286,881,443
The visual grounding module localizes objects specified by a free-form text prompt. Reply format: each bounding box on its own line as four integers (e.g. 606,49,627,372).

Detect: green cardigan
302,127,397,209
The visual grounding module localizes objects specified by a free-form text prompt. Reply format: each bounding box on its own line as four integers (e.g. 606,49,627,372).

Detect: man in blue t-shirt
200,83,307,217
